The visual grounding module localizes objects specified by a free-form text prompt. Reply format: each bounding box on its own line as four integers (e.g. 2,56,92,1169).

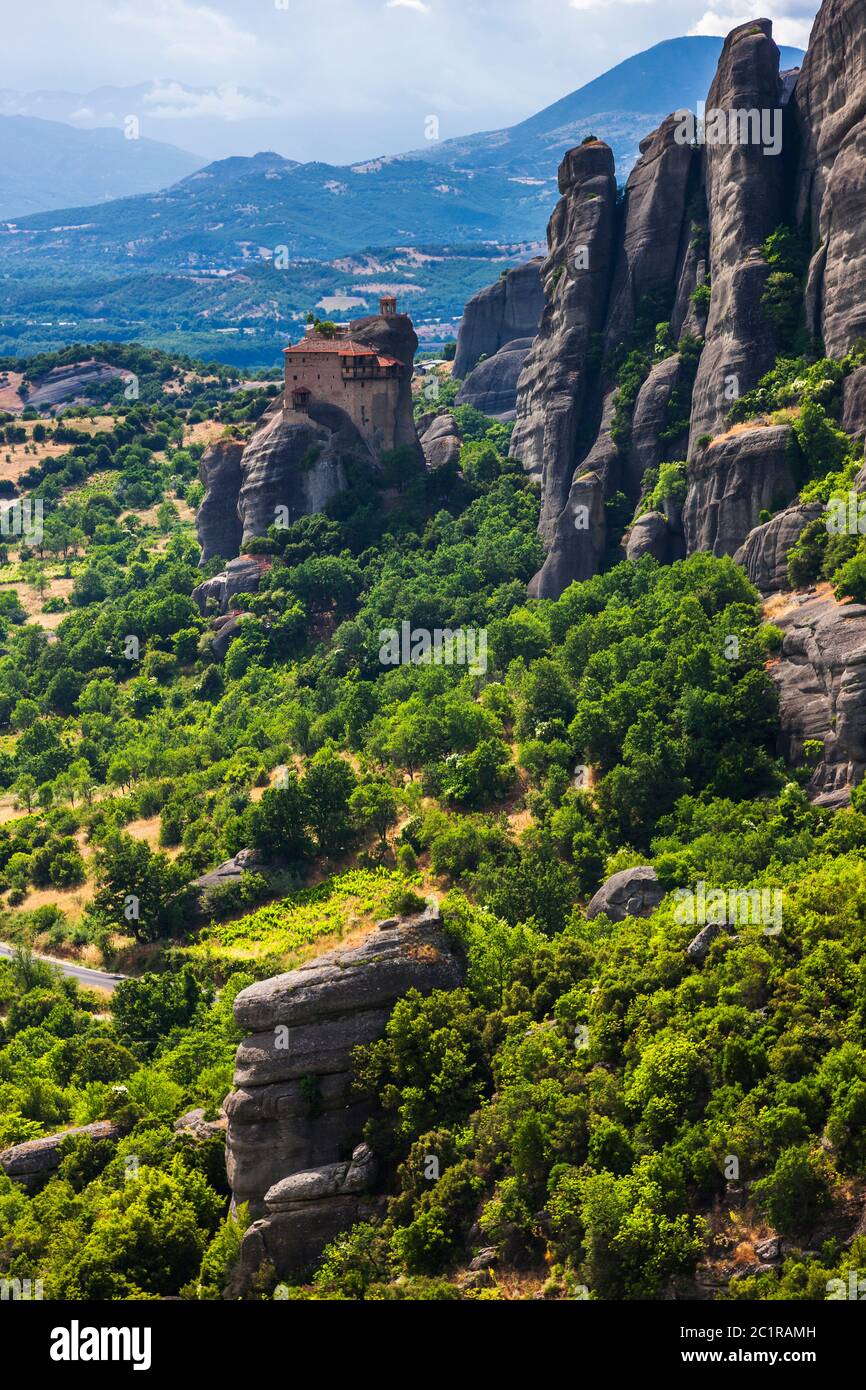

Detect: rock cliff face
793,0,866,358
682,424,800,557
510,10,866,602
769,591,866,806
455,337,535,419
734,501,822,591
510,142,618,549
687,20,786,452
196,440,245,564
225,907,464,1285
453,258,545,379
515,117,700,595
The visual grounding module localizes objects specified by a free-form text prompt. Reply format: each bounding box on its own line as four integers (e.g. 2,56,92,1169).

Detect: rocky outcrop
626,510,673,563
226,906,464,1284
627,354,688,498
528,388,616,599
602,115,696,357
0,1121,119,1192
192,555,267,616
195,311,421,567
585,866,664,921
453,258,544,379
515,117,699,594
455,337,535,419
794,0,866,358
196,440,245,564
419,413,462,470
510,142,618,547
842,365,866,440
236,411,357,547
734,501,822,591
191,848,263,895
683,424,800,558
687,21,786,452
348,311,422,457
769,591,866,806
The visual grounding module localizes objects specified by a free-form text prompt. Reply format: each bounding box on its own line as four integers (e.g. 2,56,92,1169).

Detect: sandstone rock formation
236,411,355,548
419,413,462,470
225,906,464,1284
734,501,822,591
794,0,866,358
769,590,866,806
687,21,786,452
196,439,245,564
510,142,617,549
585,866,664,921
513,117,699,595
683,424,800,557
192,555,267,617
455,337,535,419
453,258,544,379
626,510,673,563
0,1120,119,1192
195,311,422,568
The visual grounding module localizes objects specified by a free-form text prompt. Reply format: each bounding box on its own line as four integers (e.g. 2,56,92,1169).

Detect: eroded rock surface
770,591,866,805
419,412,462,470
0,1121,119,1192
453,258,544,379
734,502,822,592
586,866,664,921
226,907,464,1284
196,440,245,564
683,424,799,558
456,337,535,419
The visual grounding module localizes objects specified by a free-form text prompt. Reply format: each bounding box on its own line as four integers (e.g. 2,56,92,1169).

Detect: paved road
0,942,125,992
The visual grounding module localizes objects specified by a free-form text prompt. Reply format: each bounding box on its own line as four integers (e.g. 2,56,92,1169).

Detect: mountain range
0,115,202,219
0,35,804,366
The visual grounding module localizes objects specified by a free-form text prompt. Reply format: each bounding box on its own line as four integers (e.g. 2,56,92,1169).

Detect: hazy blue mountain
0,115,204,219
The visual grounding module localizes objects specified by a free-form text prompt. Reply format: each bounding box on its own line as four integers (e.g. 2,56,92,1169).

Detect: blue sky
1,0,820,162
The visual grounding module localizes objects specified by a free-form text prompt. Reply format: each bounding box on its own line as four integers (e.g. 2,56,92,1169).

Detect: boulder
419,413,462,471
688,20,786,451
683,424,800,558
196,439,245,564
174,1109,228,1141
0,1121,119,1192
585,866,664,921
191,848,263,894
626,511,671,563
769,590,866,805
264,1143,376,1209
192,555,266,617
686,922,728,965
734,502,822,591
453,258,545,379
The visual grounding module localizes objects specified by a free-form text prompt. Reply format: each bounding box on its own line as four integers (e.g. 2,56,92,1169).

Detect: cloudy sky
1,0,821,162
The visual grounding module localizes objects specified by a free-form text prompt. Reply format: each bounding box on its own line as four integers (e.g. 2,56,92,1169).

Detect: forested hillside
1,328,866,1302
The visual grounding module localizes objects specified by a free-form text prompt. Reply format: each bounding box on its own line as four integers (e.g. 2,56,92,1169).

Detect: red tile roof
284,336,375,356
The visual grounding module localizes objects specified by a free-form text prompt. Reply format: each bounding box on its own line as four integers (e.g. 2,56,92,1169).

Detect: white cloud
386,0,431,12
109,0,258,68
142,80,279,122
688,2,815,48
